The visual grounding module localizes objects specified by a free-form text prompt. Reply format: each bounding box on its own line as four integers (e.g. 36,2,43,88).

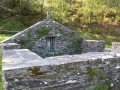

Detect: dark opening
46,36,56,52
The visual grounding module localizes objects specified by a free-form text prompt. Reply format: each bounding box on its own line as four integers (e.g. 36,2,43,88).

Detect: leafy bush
0,20,25,31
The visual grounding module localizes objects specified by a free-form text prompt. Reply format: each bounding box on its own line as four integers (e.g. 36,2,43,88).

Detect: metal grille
46,37,55,52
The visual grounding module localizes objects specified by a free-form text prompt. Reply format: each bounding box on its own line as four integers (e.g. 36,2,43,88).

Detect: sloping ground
2,49,120,90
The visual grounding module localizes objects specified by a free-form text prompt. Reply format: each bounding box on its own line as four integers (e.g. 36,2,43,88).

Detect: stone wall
82,40,105,53
3,53,120,90
2,20,83,57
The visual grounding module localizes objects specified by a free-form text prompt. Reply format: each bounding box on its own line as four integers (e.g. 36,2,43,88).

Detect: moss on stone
16,32,32,47
87,67,98,80
54,51,65,56
16,27,49,48
100,71,107,80
27,32,32,39
28,67,40,74
67,37,83,54
28,67,46,76
59,29,65,34
27,44,34,50
16,37,27,46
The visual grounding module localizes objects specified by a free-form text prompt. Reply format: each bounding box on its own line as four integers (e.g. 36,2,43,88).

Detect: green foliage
67,36,83,54
16,32,32,47
19,0,34,15
1,0,120,25
36,27,49,37
0,0,120,47
87,67,98,79
0,20,25,31
88,84,109,90
16,37,27,46
87,67,107,81
72,38,83,54
0,49,2,90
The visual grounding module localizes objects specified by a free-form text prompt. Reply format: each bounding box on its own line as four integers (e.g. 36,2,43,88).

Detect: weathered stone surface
112,42,120,52
82,40,105,53
2,49,49,70
2,49,120,90
0,43,21,50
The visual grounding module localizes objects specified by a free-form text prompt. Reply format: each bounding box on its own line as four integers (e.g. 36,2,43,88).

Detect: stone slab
2,49,49,70
46,52,120,65
2,50,120,90
0,43,21,50
2,49,120,71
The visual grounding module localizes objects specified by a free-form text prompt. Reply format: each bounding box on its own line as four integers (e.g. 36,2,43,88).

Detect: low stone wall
3,52,120,90
82,40,105,53
112,42,120,52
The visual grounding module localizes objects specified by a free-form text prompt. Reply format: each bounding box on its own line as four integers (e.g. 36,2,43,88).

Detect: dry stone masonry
82,40,105,53
2,19,83,57
2,49,120,90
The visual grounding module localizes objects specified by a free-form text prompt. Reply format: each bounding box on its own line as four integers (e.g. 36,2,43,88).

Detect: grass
76,29,120,48
89,84,109,90
0,34,14,42
0,20,25,31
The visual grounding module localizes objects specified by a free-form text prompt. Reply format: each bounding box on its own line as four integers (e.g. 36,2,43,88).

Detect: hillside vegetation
0,0,120,47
